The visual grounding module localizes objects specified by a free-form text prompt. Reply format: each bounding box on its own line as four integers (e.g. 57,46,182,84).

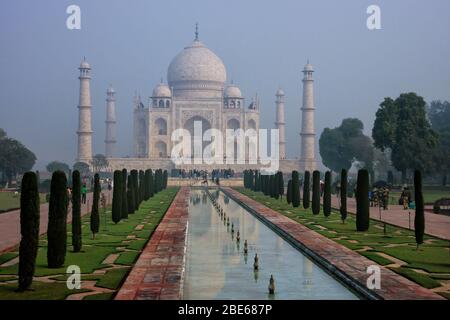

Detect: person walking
81,183,87,204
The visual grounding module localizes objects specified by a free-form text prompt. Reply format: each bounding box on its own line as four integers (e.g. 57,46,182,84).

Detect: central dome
167,39,227,98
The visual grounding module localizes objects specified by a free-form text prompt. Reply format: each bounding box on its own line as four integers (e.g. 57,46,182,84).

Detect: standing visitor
81,184,87,204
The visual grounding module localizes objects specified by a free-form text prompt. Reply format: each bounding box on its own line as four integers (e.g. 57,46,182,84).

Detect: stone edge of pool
221,187,444,300
115,187,190,300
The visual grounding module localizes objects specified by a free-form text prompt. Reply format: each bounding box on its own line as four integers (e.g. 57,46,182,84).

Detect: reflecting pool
182,189,358,300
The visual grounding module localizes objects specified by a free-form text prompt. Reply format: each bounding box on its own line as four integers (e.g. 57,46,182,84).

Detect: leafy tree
46,161,70,175
286,180,292,205
356,169,370,231
47,171,68,268
112,170,122,224
372,93,437,182
340,169,347,223
73,162,90,176
90,173,100,238
291,171,300,207
91,154,109,173
18,172,40,291
303,171,310,209
121,169,128,219
319,119,374,177
0,131,36,184
414,170,424,249
72,170,82,252
428,100,450,131
312,171,320,215
323,171,331,217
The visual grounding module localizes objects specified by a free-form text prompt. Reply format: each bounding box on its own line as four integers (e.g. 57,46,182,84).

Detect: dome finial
195,22,199,41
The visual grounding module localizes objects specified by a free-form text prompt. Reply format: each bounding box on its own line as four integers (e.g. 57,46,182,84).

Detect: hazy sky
1,0,449,170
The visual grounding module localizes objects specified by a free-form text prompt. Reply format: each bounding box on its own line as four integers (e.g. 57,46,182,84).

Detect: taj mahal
76,27,317,173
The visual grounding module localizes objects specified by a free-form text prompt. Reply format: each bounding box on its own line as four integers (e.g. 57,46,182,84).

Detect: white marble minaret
105,85,117,158
275,89,286,159
299,61,317,172
76,58,93,163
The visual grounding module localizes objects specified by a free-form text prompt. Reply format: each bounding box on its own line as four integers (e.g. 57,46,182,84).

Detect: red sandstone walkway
0,191,112,253
115,187,189,300
327,195,450,241
225,187,444,300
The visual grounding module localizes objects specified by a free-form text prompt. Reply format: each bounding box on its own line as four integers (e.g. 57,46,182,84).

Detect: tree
303,171,310,209
269,175,274,198
312,171,320,215
291,171,300,207
127,173,135,214
0,131,36,184
414,170,425,249
46,161,70,175
356,169,370,231
149,169,154,198
144,169,150,200
112,170,122,224
372,93,437,182
323,171,331,217
340,169,348,223
91,154,109,173
273,174,279,199
90,173,100,238
163,170,168,189
286,180,292,205
139,170,145,200
72,170,82,252
131,170,139,210
121,169,128,219
47,171,68,268
73,162,90,176
427,100,450,185
254,171,260,191
278,172,284,199
319,119,374,177
18,172,40,291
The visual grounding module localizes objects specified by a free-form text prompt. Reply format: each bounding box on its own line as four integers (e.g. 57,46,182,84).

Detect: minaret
275,89,286,159
105,85,117,158
299,61,317,172
76,58,93,163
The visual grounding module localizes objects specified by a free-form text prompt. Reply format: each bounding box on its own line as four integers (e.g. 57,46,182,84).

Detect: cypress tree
90,173,100,238
72,170,82,252
356,169,370,231
149,169,154,198
303,171,310,209
138,170,144,202
131,170,139,210
323,171,331,217
278,172,284,199
18,172,40,291
47,171,68,268
312,170,321,215
269,175,274,198
127,174,135,214
255,171,260,191
287,179,292,205
274,173,279,199
112,170,122,224
163,170,168,189
292,171,300,207
144,169,150,200
414,170,425,249
340,169,348,223
121,169,128,219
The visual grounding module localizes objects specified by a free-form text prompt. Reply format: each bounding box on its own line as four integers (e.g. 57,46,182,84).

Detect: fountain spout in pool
244,240,248,254
254,253,259,271
268,275,275,294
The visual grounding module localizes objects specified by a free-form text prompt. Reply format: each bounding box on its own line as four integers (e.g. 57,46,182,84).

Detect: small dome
304,62,313,71
152,83,172,97
224,84,242,98
276,88,285,96
80,59,90,69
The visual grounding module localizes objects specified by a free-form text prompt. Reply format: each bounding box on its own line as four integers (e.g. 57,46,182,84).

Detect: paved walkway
0,191,112,254
225,187,444,300
115,187,189,300
327,195,450,241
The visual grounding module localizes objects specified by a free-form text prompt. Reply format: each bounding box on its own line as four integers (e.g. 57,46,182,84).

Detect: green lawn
0,187,179,300
236,187,450,299
0,192,47,212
